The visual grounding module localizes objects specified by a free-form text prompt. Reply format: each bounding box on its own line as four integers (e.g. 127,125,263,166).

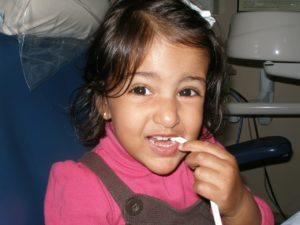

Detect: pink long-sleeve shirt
44,125,274,224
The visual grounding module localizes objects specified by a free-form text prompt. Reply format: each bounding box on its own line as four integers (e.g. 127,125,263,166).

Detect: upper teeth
153,136,173,141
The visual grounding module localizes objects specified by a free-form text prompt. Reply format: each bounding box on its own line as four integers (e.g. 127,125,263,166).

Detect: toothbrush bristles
170,137,187,144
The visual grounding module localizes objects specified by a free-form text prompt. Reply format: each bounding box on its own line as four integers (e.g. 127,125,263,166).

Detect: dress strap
79,152,134,208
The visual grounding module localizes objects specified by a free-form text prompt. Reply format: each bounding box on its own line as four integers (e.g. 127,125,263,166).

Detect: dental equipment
226,11,300,118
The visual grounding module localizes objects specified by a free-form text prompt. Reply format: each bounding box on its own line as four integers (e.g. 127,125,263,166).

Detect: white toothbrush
171,137,223,225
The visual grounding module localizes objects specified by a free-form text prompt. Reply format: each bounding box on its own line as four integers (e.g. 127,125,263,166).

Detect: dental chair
0,33,87,225
0,31,293,225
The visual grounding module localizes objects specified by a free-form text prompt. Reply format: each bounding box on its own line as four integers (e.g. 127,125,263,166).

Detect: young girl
44,0,274,224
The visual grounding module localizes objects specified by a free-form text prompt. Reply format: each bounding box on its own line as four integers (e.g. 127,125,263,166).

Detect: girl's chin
144,158,184,175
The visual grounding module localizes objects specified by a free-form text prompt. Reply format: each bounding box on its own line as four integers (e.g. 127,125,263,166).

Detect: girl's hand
179,140,261,225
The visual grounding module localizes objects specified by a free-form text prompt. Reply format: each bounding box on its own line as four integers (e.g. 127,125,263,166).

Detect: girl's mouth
147,135,181,155
149,136,176,147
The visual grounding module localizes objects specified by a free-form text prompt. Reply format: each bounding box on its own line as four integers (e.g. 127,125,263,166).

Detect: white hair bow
182,0,216,28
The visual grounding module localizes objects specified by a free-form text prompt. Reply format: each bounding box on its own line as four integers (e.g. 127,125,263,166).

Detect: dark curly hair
71,0,227,147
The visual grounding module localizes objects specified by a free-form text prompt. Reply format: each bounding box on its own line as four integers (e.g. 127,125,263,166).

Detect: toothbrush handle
210,200,222,225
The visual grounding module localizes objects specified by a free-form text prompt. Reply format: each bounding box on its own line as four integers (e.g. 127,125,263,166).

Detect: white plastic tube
226,103,300,115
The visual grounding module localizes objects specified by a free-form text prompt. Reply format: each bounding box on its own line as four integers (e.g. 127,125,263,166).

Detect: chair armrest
227,136,292,171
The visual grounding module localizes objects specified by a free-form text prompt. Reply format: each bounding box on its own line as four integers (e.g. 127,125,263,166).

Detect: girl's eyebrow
182,75,206,85
134,71,157,78
134,71,206,86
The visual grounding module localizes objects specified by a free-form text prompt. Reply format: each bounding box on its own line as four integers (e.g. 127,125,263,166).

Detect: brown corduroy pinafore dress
80,152,215,225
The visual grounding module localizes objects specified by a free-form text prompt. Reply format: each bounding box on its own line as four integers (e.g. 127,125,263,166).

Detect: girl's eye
178,88,199,97
130,86,152,95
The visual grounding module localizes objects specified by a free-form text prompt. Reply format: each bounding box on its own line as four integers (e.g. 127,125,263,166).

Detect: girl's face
107,38,210,175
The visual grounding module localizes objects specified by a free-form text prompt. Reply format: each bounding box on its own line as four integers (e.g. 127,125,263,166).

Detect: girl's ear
96,96,111,120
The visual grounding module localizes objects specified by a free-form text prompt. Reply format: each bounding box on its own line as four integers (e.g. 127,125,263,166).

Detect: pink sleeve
44,161,119,225
254,196,275,225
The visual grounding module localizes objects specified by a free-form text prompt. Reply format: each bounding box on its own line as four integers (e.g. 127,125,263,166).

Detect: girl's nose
153,97,180,128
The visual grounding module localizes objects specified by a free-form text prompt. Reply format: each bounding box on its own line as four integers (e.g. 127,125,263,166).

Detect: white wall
215,0,300,220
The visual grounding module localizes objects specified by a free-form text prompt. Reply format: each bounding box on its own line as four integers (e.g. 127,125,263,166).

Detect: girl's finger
182,141,238,172
193,166,223,188
185,151,226,171
179,140,231,161
183,144,238,172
